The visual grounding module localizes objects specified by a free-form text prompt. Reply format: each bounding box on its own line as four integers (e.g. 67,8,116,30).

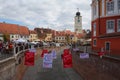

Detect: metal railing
73,46,120,61
0,44,39,61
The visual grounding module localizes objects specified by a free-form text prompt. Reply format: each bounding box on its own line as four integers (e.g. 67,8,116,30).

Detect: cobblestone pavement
22,47,83,80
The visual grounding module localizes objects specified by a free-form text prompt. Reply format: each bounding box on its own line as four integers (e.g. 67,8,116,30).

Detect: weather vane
77,8,79,12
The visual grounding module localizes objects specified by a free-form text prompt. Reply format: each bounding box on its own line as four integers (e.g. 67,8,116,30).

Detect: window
93,23,96,36
106,1,114,14
11,35,14,38
93,39,96,46
56,37,58,40
117,19,120,32
93,6,97,16
105,42,110,51
106,20,114,33
118,0,120,10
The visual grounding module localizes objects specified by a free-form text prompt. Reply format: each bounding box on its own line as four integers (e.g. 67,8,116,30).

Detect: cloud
0,0,91,31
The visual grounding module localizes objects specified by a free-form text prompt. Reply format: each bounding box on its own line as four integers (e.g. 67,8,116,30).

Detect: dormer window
106,0,114,14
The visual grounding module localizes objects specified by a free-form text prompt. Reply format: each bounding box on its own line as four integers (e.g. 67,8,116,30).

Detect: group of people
0,40,13,54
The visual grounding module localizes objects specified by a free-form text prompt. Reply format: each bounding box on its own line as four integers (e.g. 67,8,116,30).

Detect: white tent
14,38,27,43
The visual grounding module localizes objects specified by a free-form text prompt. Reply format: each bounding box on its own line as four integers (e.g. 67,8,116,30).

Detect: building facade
74,10,82,34
0,22,30,41
29,30,38,41
45,33,52,42
91,0,120,56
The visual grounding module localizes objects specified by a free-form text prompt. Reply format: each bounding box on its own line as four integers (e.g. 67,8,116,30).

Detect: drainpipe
98,0,100,35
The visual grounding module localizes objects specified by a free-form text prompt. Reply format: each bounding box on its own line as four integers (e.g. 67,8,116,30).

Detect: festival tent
14,38,28,43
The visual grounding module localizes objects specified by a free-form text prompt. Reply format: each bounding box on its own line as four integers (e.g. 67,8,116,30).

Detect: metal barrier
0,44,39,61
75,46,120,61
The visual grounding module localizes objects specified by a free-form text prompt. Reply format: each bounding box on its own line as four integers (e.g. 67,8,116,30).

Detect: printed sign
24,52,35,66
51,50,57,59
80,53,89,59
43,54,53,68
73,48,79,52
29,48,36,53
41,49,48,57
63,54,72,68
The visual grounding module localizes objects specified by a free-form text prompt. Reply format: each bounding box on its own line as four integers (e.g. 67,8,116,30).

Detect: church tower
74,9,82,33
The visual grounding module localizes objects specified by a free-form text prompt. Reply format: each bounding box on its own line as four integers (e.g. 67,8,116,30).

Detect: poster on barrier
41,49,48,57
43,54,53,68
73,48,79,52
51,49,57,59
98,52,105,58
24,52,35,66
80,53,89,59
29,48,36,53
63,54,72,68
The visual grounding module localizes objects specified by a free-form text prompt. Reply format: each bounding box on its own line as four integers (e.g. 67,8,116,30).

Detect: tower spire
76,8,80,16
77,8,79,12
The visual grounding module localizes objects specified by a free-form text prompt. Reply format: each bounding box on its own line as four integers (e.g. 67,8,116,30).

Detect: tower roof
76,12,80,16
76,8,80,16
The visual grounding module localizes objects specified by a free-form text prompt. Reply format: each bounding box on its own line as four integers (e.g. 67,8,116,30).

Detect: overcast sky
0,0,91,31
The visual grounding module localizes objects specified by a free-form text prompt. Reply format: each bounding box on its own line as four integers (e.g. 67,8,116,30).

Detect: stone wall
0,57,16,80
72,52,120,80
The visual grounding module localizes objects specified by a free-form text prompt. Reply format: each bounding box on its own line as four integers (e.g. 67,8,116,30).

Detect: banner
80,53,89,59
98,52,104,56
63,49,70,54
41,49,48,57
43,54,53,68
73,48,79,52
29,48,36,53
24,51,35,66
61,49,70,59
98,52,105,58
63,54,72,68
51,49,57,59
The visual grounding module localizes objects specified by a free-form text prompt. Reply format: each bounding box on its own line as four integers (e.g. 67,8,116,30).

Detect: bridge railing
0,44,39,62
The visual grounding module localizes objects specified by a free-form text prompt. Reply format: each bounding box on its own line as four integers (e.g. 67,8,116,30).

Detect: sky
0,0,91,31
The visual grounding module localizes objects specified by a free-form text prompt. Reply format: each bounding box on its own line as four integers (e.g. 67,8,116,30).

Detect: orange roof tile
29,30,37,34
0,23,29,35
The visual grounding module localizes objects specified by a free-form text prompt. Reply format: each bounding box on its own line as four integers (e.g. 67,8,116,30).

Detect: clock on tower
78,19,80,22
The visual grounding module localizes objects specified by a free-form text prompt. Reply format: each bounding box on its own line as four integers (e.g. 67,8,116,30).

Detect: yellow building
45,33,52,42
29,30,38,41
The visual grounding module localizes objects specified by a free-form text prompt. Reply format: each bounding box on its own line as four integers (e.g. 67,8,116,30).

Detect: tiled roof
0,23,29,35
65,30,72,34
76,33,85,38
29,30,37,34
